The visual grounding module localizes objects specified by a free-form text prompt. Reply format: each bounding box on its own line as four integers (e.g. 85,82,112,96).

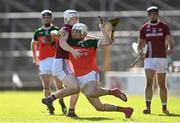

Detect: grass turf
0,91,180,123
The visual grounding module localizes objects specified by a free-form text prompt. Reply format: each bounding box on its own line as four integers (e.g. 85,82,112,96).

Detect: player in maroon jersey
137,6,174,114
42,10,82,115
50,10,81,117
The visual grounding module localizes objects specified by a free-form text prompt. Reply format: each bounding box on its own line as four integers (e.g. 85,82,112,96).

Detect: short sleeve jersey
67,39,100,76
139,21,170,58
33,25,59,60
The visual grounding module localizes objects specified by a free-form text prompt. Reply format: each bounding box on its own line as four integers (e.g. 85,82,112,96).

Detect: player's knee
159,83,166,89
146,81,153,87
43,84,51,89
69,82,80,92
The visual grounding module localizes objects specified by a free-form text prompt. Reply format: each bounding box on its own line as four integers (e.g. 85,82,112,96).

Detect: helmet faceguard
72,23,88,35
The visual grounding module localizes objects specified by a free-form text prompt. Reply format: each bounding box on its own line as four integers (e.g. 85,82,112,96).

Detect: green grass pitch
0,91,180,123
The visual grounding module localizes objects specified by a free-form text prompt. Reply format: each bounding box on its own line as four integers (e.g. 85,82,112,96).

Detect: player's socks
143,100,151,114
146,100,151,109
162,103,167,110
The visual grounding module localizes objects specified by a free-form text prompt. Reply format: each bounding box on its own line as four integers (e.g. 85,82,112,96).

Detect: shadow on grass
151,113,180,117
67,117,113,121
158,113,180,117
46,114,135,121
49,114,113,121
47,114,66,116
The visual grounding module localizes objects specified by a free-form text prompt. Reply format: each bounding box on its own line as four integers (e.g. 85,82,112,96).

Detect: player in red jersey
66,23,133,118
42,10,81,114
137,6,174,114
31,10,66,115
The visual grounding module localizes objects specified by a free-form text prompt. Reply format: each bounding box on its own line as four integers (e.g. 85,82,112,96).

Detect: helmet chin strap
81,33,87,40
75,33,87,40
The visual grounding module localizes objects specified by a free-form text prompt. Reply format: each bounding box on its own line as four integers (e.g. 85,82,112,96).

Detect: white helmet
63,10,79,21
72,23,88,34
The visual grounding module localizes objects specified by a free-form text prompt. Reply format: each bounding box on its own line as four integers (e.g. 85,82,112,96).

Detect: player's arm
31,39,39,65
165,34,175,55
137,26,146,54
137,38,146,55
98,24,113,47
59,30,82,58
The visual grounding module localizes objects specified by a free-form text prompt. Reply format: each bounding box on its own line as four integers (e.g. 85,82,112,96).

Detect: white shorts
52,58,74,81
78,71,99,88
144,58,168,73
39,57,54,75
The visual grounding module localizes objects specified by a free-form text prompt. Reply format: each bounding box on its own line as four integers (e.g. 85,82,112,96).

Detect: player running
67,23,134,118
41,10,81,114
31,10,66,115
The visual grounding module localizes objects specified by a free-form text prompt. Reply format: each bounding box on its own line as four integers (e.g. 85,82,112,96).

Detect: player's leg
43,74,80,100
157,73,169,114
55,74,80,98
50,59,80,98
156,58,169,114
143,58,156,114
86,96,133,118
40,74,52,97
83,80,127,102
67,93,80,117
42,59,80,113
42,74,80,111
53,76,67,115
153,75,158,94
39,58,55,114
80,71,127,101
82,80,108,97
143,69,155,114
40,75,54,114
39,58,53,97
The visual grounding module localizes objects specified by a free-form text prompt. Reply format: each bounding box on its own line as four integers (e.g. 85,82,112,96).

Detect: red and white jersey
55,24,72,59
139,21,170,58
69,46,100,76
